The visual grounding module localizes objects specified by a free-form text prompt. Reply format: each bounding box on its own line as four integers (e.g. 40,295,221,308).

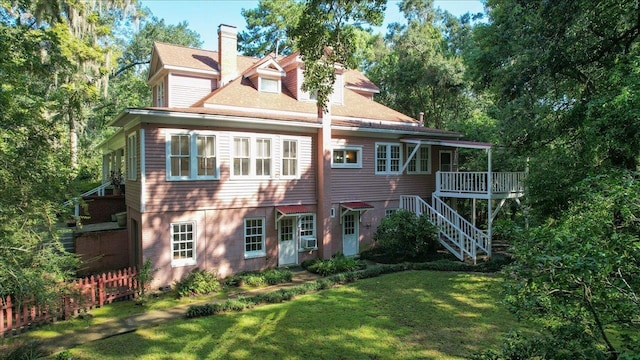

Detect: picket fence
0,267,139,337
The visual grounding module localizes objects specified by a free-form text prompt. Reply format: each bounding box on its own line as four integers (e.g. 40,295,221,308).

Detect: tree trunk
69,108,78,171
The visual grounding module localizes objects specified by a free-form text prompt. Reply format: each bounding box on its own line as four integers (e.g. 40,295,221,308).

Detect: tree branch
110,60,150,79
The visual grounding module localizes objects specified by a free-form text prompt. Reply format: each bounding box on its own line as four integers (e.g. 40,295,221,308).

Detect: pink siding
282,67,299,99
329,137,436,204
142,124,317,213
168,74,216,108
142,207,283,288
125,127,142,212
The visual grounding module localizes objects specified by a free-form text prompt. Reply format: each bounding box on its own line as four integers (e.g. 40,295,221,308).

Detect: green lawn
66,270,529,360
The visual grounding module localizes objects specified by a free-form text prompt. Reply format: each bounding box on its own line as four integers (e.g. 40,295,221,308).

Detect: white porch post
486,148,493,257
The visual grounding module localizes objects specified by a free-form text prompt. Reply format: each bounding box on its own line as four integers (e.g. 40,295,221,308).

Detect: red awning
276,205,313,216
340,201,374,211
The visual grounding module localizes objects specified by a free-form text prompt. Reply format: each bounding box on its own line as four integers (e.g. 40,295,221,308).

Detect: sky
140,0,485,51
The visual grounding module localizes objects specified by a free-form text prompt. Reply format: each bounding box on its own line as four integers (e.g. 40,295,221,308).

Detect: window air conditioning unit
302,237,317,249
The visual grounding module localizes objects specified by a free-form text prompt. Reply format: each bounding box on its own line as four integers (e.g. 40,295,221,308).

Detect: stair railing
400,195,489,263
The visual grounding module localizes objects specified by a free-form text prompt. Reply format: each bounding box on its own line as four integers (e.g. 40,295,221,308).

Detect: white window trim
165,130,219,181
375,142,403,175
127,132,137,181
281,138,300,179
230,135,275,179
385,208,398,217
259,76,281,93
244,217,266,259
406,144,431,174
331,145,363,169
170,221,197,267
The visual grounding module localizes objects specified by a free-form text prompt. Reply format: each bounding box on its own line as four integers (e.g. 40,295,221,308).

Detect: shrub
225,268,293,287
372,210,439,261
305,253,366,276
2,341,44,360
174,268,221,298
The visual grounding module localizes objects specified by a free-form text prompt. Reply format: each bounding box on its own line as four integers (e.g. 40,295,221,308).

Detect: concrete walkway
37,268,322,356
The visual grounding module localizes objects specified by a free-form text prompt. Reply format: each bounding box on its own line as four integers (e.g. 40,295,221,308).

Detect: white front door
278,217,297,266
342,212,359,256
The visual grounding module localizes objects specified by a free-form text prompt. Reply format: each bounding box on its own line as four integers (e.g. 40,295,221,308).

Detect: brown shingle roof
153,42,258,73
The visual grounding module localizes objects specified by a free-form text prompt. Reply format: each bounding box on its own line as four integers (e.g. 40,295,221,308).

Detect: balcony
434,171,526,199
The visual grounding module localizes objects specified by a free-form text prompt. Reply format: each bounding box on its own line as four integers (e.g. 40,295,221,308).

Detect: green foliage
0,23,79,304
503,170,640,356
303,253,366,276
372,210,439,260
225,268,293,287
174,269,221,298
1,341,44,360
289,0,385,109
137,258,156,297
238,0,304,57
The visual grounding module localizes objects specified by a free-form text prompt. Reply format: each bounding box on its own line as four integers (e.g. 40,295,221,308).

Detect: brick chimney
217,24,238,86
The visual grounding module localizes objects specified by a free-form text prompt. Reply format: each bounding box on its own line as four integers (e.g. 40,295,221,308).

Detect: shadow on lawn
70,271,523,360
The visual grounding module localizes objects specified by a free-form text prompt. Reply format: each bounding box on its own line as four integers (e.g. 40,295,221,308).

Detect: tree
2,0,139,171
470,0,640,218
366,0,478,130
0,23,79,304
238,0,303,57
289,0,386,109
502,171,640,359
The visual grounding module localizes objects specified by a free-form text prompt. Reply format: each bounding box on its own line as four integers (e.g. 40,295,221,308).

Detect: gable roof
148,42,259,82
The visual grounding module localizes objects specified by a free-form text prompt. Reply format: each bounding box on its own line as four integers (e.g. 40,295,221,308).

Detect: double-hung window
332,146,362,168
166,131,218,180
232,136,273,178
406,144,431,174
255,138,272,176
171,221,196,267
375,143,402,174
127,132,137,180
233,137,250,176
244,217,266,258
282,139,298,178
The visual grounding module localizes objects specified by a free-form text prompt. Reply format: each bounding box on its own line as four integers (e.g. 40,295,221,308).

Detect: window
332,146,362,168
197,135,216,177
259,78,280,93
440,151,453,172
127,132,137,180
171,222,196,267
385,209,398,217
156,81,165,107
299,215,317,249
233,137,250,176
166,131,218,180
255,138,272,176
232,136,274,178
406,144,431,174
375,143,402,174
282,139,298,177
244,218,266,258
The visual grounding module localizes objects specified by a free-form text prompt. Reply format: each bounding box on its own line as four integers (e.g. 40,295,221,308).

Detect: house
96,24,525,288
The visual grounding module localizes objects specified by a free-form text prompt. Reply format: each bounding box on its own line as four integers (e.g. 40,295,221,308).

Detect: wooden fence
1,267,139,337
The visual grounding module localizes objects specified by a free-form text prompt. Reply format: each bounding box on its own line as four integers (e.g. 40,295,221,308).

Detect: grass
63,271,530,360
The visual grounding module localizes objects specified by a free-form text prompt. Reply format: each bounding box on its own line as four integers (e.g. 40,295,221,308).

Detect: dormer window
259,77,280,93
245,58,286,95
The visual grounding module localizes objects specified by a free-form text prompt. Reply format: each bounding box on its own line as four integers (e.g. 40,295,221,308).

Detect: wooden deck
434,171,526,199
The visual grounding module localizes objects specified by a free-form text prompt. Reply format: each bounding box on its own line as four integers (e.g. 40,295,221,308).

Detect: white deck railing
400,195,486,262
436,171,526,196
63,181,112,218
